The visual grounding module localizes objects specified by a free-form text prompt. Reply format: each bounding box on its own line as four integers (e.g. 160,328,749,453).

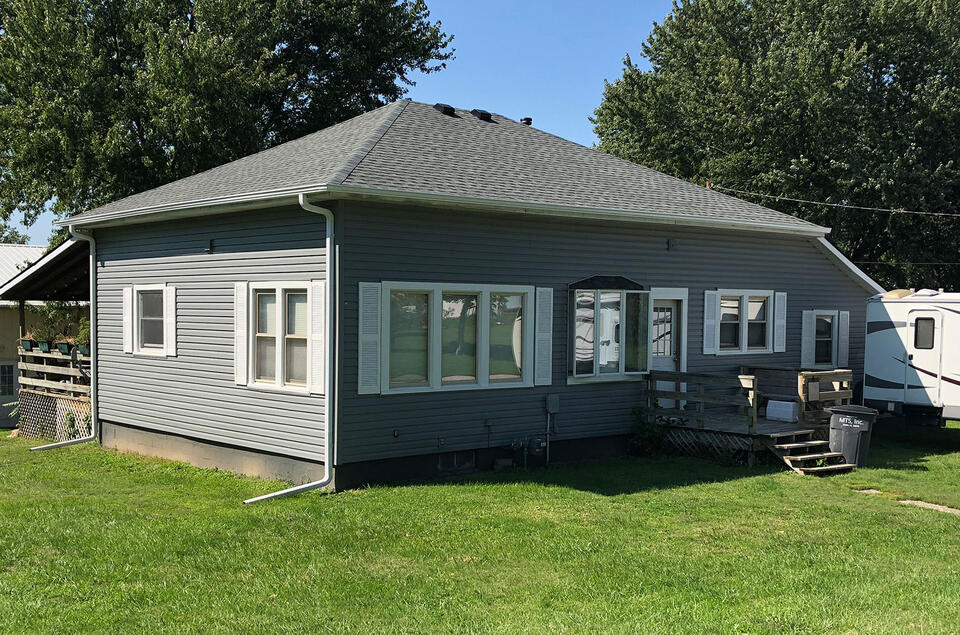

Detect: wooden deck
680,417,822,438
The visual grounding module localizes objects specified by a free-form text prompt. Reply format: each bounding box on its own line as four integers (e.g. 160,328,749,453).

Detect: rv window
915,317,935,350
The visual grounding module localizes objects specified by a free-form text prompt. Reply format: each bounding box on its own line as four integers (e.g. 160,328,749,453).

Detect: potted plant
19,337,33,352
76,318,91,356
30,320,57,353
56,340,73,355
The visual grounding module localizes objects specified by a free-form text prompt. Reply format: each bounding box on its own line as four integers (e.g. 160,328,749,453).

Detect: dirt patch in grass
899,499,960,515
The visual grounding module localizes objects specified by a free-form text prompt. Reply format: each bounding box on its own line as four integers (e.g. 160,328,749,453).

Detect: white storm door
653,300,680,408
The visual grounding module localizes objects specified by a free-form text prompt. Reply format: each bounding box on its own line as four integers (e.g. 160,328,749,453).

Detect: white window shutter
534,287,553,386
774,292,787,353
234,282,249,385
801,310,816,368
163,286,177,356
702,290,719,354
122,287,134,354
309,280,326,394
837,311,850,368
357,282,381,395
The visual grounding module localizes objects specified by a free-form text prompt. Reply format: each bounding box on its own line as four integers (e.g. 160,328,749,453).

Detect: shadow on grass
865,417,960,471
443,454,783,497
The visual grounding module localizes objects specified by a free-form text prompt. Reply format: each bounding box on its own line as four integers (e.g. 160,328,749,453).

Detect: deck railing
647,370,759,434
740,365,853,425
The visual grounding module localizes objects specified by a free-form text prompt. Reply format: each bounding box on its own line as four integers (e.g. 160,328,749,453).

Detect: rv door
905,309,943,407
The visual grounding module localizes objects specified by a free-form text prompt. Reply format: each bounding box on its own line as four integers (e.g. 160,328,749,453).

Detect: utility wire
710,184,960,218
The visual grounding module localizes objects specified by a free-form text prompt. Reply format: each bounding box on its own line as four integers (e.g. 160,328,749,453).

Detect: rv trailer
864,289,960,425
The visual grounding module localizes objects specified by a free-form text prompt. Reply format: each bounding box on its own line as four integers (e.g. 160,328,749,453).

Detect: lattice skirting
664,426,752,459
17,389,92,441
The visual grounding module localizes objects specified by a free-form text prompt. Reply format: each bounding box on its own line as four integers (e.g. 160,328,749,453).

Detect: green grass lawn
2,429,960,633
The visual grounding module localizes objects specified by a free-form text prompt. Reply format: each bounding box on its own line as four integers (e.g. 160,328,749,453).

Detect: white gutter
31,227,98,451
60,183,831,238
243,193,336,503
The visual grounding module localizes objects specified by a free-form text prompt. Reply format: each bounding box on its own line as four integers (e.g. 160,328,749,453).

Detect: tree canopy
593,0,960,290
0,0,452,241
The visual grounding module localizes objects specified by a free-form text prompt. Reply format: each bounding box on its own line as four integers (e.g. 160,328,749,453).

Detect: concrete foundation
100,421,327,485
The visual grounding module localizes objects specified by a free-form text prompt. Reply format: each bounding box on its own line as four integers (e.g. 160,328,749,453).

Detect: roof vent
520,117,532,126
433,103,456,116
470,109,492,122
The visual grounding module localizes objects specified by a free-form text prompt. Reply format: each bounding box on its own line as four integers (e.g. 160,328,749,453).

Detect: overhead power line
709,184,960,218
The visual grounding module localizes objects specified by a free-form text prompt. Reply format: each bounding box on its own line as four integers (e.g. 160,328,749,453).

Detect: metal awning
0,239,89,302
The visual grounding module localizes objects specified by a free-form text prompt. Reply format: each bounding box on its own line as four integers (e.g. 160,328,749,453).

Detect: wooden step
783,451,843,462
766,429,817,439
798,463,856,475
772,440,829,451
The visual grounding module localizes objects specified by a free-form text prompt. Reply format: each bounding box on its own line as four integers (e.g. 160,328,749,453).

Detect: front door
905,309,943,407
653,300,681,408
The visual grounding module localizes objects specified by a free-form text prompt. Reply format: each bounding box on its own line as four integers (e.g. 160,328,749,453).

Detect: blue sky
18,0,675,244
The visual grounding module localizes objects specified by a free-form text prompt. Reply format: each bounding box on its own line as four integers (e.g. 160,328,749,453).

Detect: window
125,284,176,356
138,290,164,349
249,283,310,389
915,317,935,350
801,309,848,369
815,313,835,365
719,296,741,350
382,283,535,392
0,364,13,396
713,290,774,354
571,289,649,378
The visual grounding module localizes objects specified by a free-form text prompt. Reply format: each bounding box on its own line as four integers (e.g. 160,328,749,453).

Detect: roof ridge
328,100,410,185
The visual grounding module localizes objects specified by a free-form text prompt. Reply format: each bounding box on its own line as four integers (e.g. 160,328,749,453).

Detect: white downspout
31,227,99,451
243,193,336,503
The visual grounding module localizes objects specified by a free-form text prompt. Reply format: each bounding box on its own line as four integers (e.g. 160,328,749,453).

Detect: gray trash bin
827,405,878,467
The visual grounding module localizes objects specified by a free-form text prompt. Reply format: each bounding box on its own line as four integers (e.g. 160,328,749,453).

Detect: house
0,244,46,426
1,100,884,495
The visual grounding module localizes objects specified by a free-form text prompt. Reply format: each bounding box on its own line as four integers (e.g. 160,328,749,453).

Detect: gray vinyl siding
95,207,328,462
337,201,871,464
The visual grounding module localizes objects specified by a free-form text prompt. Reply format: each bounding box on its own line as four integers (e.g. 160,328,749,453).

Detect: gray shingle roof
69,100,824,234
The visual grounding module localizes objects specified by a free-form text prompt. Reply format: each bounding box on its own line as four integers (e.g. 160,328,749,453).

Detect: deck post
18,299,25,338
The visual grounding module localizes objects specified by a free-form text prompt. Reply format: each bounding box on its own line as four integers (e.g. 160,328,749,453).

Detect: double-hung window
380,283,536,393
801,309,849,369
571,288,650,379
235,280,325,394
713,290,774,354
122,284,177,357
249,283,310,390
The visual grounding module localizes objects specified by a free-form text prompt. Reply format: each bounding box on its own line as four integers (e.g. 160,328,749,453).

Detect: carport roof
0,239,89,302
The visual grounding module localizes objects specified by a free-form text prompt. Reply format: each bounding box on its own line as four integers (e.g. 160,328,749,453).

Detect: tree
593,0,960,290
0,0,453,242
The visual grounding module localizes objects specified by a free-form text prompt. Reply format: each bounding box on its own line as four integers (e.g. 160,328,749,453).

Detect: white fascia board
816,237,885,294
61,183,831,238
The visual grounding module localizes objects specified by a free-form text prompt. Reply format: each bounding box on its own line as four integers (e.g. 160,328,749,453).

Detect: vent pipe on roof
470,109,492,122
433,103,455,116
520,117,532,126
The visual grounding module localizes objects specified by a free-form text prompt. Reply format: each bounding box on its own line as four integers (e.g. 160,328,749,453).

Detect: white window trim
812,309,840,369
132,283,168,357
246,281,313,395
380,282,535,395
715,289,775,355
567,289,653,384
